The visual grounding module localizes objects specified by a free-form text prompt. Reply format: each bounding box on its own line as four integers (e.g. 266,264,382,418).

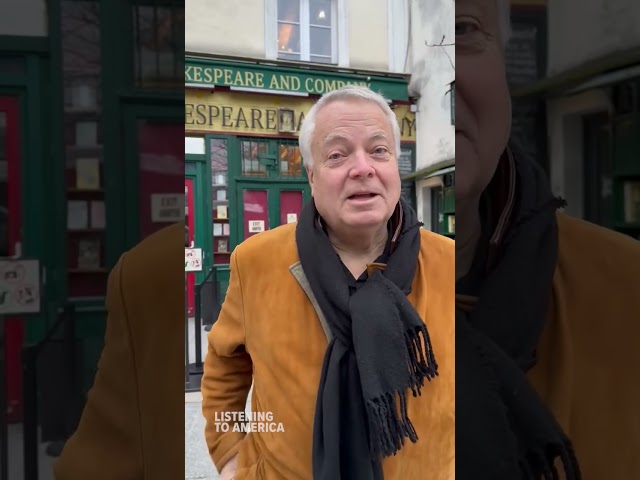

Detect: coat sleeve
54,254,143,479
202,246,254,472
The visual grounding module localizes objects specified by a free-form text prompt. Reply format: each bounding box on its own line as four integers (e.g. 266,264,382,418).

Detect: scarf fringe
518,440,582,480
366,324,439,458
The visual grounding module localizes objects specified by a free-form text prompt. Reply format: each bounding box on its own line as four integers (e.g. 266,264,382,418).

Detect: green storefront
1,0,183,428
184,56,417,312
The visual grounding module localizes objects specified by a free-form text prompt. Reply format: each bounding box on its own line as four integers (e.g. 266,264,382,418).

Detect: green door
235,181,311,243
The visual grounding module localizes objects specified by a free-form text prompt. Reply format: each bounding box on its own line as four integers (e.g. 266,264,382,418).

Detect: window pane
137,119,184,240
241,140,268,176
132,2,184,89
310,55,332,64
310,26,331,57
279,52,301,61
278,0,300,22
309,0,331,27
279,144,303,177
278,23,300,55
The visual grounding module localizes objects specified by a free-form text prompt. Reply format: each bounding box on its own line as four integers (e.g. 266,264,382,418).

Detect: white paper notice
248,220,265,233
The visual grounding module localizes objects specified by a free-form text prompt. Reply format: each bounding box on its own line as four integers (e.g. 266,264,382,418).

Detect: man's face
307,98,401,234
456,0,512,207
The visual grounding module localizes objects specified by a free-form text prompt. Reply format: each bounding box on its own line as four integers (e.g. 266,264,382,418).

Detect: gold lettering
203,68,213,83
314,79,324,94
214,68,224,83
324,79,337,92
245,72,255,87
305,78,314,92
290,76,301,91
193,67,203,82
337,80,346,88
280,75,290,91
269,75,280,90
185,66,194,82
255,73,265,88
224,69,233,84
235,108,249,128
234,70,245,87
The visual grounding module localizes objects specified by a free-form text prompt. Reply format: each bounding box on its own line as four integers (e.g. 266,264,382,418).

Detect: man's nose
349,149,375,177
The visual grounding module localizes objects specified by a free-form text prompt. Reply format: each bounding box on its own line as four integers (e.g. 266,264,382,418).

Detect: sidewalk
185,388,253,480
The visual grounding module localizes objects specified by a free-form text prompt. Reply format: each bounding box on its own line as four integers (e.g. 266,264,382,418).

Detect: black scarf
296,198,438,480
456,147,581,479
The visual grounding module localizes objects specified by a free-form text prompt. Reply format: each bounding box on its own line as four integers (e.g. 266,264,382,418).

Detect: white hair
298,85,402,169
497,0,512,48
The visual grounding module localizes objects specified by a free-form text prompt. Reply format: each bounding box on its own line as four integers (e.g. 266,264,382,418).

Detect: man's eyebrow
368,131,389,142
322,133,351,145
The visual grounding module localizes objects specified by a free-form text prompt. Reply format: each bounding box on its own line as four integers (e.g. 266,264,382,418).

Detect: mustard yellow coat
202,223,456,480
52,215,640,480
54,223,184,480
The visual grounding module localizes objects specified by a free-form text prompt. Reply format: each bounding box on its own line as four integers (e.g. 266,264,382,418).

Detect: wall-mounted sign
185,57,410,101
185,248,203,272
185,90,416,141
286,213,298,224
248,220,265,233
0,259,41,314
151,193,184,223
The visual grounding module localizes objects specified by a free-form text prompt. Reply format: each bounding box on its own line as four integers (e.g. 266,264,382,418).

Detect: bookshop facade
184,56,416,313
1,0,183,425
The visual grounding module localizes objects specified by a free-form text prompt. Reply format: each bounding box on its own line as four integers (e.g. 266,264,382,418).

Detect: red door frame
185,178,195,317
1,96,24,422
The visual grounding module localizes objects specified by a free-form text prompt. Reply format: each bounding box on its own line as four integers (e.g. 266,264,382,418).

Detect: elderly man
456,0,640,479
202,85,455,480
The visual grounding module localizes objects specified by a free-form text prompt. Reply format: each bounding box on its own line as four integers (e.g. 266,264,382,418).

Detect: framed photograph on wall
278,108,295,133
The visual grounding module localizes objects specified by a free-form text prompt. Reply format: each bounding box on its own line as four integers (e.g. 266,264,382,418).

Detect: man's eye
328,152,343,160
372,147,389,156
455,20,480,37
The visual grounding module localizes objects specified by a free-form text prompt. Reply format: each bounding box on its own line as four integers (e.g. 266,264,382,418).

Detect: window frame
267,0,342,66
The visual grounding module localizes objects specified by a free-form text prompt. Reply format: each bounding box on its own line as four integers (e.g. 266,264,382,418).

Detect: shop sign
185,58,409,101
185,91,416,141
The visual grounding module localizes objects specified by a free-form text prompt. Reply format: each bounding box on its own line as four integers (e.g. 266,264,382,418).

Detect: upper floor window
277,0,337,64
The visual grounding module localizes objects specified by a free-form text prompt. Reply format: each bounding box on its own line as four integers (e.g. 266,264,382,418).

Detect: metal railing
21,303,81,480
185,267,221,392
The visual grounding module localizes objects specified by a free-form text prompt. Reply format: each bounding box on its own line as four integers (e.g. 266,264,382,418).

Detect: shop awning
400,160,454,181
512,46,640,98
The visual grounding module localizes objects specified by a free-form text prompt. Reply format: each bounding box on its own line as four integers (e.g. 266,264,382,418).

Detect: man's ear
306,165,315,194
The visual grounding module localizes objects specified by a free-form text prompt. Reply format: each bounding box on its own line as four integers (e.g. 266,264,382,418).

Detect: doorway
0,95,24,424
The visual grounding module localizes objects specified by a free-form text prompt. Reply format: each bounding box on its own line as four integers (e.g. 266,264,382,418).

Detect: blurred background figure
456,0,640,479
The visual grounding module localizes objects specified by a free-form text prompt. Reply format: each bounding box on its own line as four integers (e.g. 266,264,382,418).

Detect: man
53,223,184,479
456,0,640,479
202,85,455,480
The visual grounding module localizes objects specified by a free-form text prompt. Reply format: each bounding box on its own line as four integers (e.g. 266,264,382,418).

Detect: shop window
61,0,107,298
241,139,269,177
132,0,184,89
211,138,230,264
276,0,337,64
279,141,304,177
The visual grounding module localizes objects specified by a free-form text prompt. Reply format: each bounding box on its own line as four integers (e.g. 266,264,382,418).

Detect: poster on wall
185,248,203,272
0,258,41,314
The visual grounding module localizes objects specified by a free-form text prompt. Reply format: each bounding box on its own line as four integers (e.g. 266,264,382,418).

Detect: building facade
404,0,455,237
1,0,183,436
517,0,640,239
184,0,420,316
